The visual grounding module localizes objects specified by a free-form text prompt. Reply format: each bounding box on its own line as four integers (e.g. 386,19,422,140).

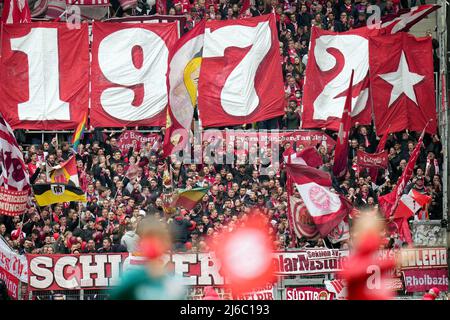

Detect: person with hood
121,222,139,253
168,209,197,252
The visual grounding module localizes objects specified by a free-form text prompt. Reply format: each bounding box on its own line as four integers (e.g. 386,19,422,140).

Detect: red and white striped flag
381,4,441,34
283,146,323,167
0,114,30,191
286,164,352,237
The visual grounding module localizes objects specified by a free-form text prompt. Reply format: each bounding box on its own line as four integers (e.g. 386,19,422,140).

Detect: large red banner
197,14,285,127
0,22,89,130
302,26,378,130
403,268,448,293
369,32,437,135
90,22,177,128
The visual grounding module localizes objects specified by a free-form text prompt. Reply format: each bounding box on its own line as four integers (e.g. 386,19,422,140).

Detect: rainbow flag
72,113,87,151
171,187,209,211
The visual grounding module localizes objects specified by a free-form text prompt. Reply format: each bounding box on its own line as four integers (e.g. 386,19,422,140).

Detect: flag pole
285,172,297,247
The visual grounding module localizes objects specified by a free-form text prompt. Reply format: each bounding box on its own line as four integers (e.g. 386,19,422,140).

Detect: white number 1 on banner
11,28,71,121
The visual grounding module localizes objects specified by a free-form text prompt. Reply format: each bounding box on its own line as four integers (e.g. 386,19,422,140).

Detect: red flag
163,21,205,158
378,125,426,243
302,27,378,130
197,14,285,127
1,0,31,24
283,146,323,168
288,195,319,240
369,129,390,181
409,188,431,207
333,70,354,179
393,194,421,219
286,164,351,237
370,33,437,136
381,5,441,34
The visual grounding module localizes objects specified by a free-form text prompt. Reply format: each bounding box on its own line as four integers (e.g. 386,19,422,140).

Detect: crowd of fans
0,0,444,258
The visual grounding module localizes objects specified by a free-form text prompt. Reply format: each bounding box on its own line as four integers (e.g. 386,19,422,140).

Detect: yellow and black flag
32,183,86,206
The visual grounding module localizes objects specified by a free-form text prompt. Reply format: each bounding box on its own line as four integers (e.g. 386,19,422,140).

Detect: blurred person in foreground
110,215,186,300
340,209,396,300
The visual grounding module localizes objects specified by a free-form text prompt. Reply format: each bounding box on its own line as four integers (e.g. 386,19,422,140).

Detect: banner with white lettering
90,22,177,128
117,130,161,154
399,247,447,270
26,252,224,290
0,237,28,299
357,150,388,169
224,130,335,151
0,23,89,130
285,287,334,300
273,249,349,276
403,268,448,293
0,187,29,216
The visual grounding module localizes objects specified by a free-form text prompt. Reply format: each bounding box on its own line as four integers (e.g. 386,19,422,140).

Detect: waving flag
283,146,323,168
0,114,30,191
302,27,378,130
332,70,354,179
286,164,351,237
288,195,319,239
369,129,390,181
378,125,426,243
163,20,206,158
2,0,31,23
381,5,441,34
47,155,79,187
33,183,86,206
171,187,209,210
72,112,87,151
369,32,436,136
